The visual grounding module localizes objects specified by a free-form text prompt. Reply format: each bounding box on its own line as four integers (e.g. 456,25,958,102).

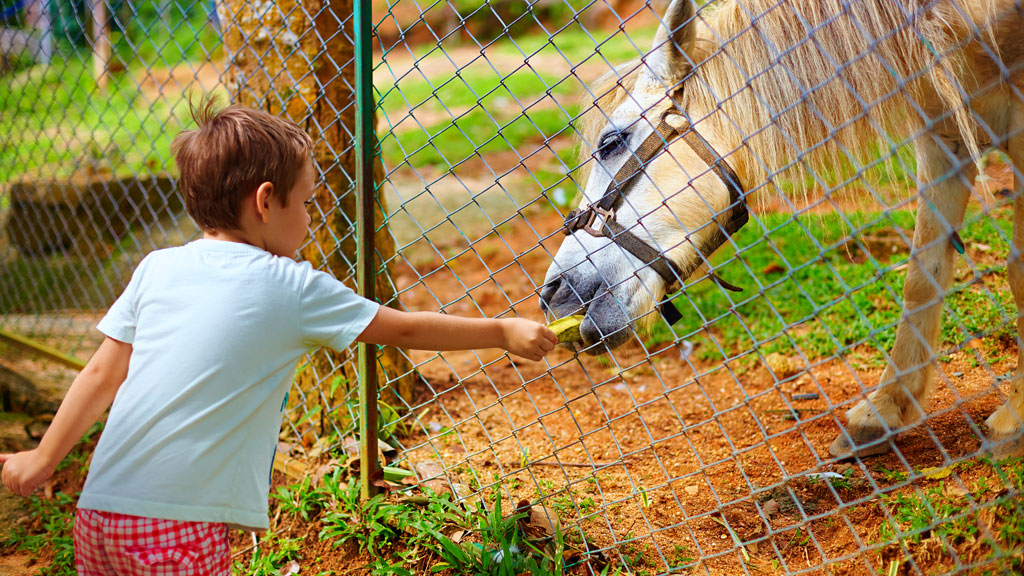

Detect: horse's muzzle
539,275,633,353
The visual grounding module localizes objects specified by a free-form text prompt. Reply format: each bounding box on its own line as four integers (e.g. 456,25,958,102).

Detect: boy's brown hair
172,97,314,232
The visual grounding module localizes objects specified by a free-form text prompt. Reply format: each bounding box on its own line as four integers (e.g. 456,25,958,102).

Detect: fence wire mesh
2,0,1024,574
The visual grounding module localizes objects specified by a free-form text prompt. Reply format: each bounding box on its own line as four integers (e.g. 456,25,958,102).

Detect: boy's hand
0,450,57,497
501,318,557,361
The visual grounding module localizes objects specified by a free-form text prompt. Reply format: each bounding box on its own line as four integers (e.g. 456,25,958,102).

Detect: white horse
540,0,1024,457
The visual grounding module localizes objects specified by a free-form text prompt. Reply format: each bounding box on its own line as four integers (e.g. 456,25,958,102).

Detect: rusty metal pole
354,0,378,500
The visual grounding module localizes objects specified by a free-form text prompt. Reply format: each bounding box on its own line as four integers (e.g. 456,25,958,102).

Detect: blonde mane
576,0,1006,191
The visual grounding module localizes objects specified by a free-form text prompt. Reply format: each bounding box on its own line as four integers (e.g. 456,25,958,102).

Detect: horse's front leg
830,134,974,458
985,104,1024,457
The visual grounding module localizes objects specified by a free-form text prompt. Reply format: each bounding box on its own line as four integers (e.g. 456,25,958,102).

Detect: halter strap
562,109,748,325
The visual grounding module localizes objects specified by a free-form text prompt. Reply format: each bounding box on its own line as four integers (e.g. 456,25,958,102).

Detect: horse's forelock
573,63,644,185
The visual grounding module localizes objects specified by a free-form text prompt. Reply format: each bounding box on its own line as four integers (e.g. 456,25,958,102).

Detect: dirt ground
383,191,1020,575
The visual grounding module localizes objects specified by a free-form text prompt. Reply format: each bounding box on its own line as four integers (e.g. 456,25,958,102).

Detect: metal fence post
354,0,378,500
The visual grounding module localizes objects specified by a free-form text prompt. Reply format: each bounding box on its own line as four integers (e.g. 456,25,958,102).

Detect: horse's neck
688,0,1000,186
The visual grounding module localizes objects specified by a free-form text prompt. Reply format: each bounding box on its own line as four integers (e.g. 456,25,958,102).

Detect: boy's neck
203,229,261,249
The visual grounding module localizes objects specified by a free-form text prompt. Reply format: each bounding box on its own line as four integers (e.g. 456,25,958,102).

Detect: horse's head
540,0,747,353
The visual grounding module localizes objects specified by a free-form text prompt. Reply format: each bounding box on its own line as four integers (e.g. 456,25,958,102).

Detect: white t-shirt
78,239,379,531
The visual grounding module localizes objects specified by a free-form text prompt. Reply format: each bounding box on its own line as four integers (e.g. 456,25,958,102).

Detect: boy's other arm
356,306,557,361
0,337,131,496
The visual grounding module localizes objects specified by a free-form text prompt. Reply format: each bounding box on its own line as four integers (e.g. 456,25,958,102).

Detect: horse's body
540,0,1024,457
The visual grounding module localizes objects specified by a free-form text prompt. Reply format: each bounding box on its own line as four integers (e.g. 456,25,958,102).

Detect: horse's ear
647,0,697,85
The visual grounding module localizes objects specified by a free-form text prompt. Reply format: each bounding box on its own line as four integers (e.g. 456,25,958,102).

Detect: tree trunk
216,0,413,448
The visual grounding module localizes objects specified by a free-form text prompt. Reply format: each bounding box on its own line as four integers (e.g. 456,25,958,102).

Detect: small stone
684,485,699,496
765,353,798,378
679,340,695,360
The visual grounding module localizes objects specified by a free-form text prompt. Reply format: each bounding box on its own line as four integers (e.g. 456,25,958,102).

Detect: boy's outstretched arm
357,306,557,361
0,337,131,497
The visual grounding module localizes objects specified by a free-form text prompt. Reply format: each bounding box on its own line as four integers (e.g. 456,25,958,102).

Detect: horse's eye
597,131,628,160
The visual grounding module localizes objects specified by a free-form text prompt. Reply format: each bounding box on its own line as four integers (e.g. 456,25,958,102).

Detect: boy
0,100,557,575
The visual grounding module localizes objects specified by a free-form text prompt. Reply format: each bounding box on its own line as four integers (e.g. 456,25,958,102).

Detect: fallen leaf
309,459,340,486
516,500,560,541
451,483,472,500
806,472,844,481
920,466,953,480
835,463,854,476
422,479,451,496
413,459,446,478
339,437,397,459
945,484,969,499
369,467,393,493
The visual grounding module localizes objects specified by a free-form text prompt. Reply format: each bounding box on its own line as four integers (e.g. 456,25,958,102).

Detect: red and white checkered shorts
73,509,230,576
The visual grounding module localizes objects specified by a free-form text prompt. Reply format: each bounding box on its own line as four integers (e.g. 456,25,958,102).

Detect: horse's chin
544,277,657,355
576,301,635,355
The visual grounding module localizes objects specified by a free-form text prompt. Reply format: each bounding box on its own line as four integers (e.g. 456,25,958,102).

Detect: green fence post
354,0,378,500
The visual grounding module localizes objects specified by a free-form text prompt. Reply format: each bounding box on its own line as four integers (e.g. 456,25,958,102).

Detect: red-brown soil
385,175,1020,574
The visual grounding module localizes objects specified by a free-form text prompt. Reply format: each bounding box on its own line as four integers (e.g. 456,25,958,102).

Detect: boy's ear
253,182,275,223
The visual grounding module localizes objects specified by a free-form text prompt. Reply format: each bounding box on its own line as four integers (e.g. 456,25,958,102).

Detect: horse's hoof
984,430,1024,459
829,426,892,459
985,407,1024,459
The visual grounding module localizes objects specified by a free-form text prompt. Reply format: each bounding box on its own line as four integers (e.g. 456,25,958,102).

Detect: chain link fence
3,0,1024,574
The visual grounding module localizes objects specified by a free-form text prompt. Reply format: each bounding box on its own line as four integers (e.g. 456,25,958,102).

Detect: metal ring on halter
581,206,615,237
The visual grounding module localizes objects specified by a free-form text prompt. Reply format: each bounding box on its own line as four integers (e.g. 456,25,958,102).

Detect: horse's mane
576,0,1005,192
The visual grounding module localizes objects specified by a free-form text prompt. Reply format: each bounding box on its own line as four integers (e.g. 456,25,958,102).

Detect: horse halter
562,108,749,325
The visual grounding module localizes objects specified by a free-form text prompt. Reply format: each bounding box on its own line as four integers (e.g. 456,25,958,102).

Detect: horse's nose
539,278,561,314
539,274,591,317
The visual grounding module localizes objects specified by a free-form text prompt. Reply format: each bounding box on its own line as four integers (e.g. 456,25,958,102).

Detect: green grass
0,220,180,314
1,417,582,575
376,60,582,174
0,424,104,576
379,106,576,171
492,23,658,64
286,470,579,575
232,531,305,576
0,15,220,184
878,457,1024,574
379,68,577,115
376,22,661,174
2,491,77,576
645,204,1016,364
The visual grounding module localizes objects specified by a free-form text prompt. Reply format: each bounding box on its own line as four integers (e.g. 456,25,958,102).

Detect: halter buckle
580,206,616,237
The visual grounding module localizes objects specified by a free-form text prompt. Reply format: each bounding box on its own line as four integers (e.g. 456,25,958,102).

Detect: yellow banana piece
547,315,585,343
